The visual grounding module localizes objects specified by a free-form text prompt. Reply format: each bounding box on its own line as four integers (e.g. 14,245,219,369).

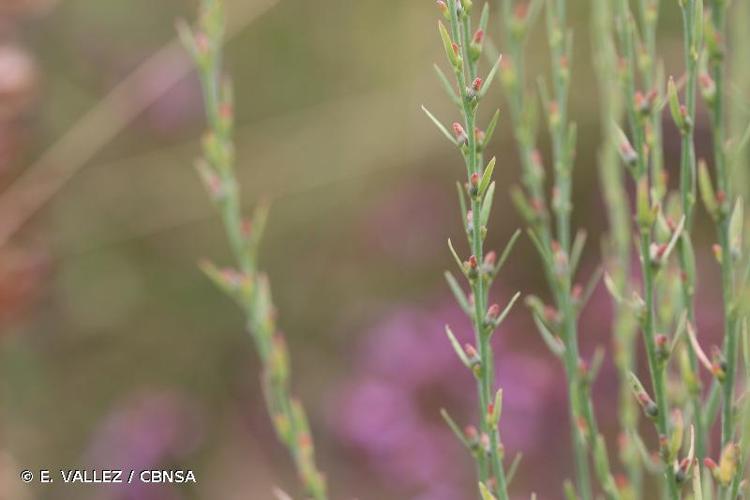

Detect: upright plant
498,1,618,498
178,1,328,498
591,0,642,495
423,1,521,498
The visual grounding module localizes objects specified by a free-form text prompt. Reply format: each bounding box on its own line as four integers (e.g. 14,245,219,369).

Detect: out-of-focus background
0,0,742,498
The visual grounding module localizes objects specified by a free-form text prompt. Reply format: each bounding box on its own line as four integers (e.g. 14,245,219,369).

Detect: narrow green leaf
531,311,565,356
495,229,522,274
578,266,603,311
658,215,686,264
668,77,685,131
433,64,461,105
478,2,490,36
422,105,457,144
440,408,470,448
692,463,703,500
693,0,704,59
445,271,471,314
506,453,523,486
478,157,496,198
490,292,521,332
456,181,468,229
438,20,459,67
484,109,501,146
480,55,503,98
729,197,744,259
698,159,719,219
444,324,470,367
569,230,587,276
493,388,503,423
448,238,465,273
479,181,496,228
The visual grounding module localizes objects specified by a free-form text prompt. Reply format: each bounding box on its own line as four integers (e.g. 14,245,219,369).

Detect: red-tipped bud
451,42,461,59
473,29,484,45
464,425,478,442
704,457,718,471
436,0,449,16
468,255,478,269
470,172,480,187
471,77,483,92
452,122,468,145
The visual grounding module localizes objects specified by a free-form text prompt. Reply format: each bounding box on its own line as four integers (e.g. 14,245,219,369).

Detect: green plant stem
675,0,707,461
442,2,510,497
707,1,739,456
591,0,641,493
181,3,328,498
499,2,619,497
615,1,678,497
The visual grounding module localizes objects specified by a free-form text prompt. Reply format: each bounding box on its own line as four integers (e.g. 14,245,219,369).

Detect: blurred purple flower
330,301,560,498
85,391,202,500
360,182,450,264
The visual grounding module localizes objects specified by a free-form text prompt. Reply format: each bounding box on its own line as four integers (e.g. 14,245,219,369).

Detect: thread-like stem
615,0,678,497
429,1,514,498
180,2,328,498
591,0,641,494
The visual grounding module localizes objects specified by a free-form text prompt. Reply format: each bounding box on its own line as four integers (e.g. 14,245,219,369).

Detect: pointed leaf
445,271,471,314
480,181,496,228
478,157,496,198
445,324,470,367
422,105,458,144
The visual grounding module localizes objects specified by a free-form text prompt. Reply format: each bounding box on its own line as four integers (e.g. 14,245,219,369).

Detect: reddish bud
472,77,483,92
484,251,497,267
464,425,478,441
436,0,448,14
704,457,718,470
470,172,480,187
487,304,501,320
473,29,484,45
464,344,479,365
468,255,478,269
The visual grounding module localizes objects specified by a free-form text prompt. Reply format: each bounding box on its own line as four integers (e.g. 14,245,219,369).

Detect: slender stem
591,0,641,492
675,0,707,460
183,3,328,498
438,2,510,497
615,1,678,497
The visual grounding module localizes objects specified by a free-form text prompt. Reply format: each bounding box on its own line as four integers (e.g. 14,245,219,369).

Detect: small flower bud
452,122,468,145
469,29,484,61
469,174,480,187
471,77,483,93
436,0,449,19
486,304,501,324
655,334,669,362
699,73,716,104
619,140,638,168
483,251,497,268
468,255,478,269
